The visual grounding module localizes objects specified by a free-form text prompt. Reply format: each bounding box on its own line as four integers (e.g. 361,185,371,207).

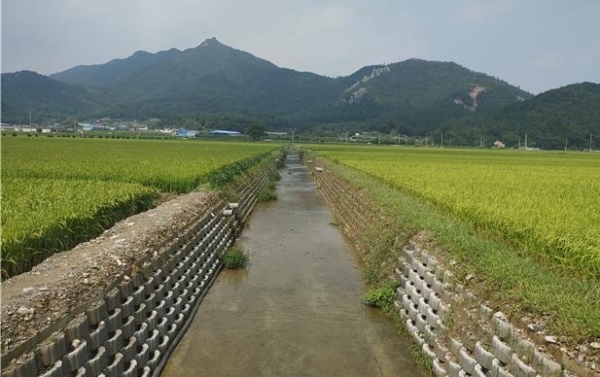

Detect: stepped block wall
2,162,277,377
308,157,580,377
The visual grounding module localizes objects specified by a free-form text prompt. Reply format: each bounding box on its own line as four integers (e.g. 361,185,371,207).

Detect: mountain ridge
3,38,597,149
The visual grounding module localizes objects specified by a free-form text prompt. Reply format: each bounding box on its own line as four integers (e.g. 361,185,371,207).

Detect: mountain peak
199,37,221,48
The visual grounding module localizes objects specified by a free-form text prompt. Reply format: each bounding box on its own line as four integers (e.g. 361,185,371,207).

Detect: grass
413,345,433,373
361,285,397,312
222,248,248,269
1,138,281,278
1,178,155,278
307,145,600,279
257,171,282,202
310,150,600,344
2,138,278,192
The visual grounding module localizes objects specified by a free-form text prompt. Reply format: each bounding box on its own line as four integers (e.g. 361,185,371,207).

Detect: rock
465,273,475,281
544,335,558,344
22,287,35,294
83,278,90,285
17,307,33,316
528,323,544,332
590,342,600,350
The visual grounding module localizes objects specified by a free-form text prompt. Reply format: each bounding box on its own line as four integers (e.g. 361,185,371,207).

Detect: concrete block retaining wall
2,162,277,377
308,159,576,377
396,244,569,377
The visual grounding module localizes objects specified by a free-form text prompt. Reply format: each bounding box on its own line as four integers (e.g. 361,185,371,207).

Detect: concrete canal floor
161,154,422,376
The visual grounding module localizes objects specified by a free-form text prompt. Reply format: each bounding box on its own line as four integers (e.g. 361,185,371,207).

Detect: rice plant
308,145,600,278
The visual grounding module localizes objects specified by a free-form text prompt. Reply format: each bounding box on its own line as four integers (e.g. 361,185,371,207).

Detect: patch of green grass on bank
257,170,282,202
222,248,248,269
220,150,282,202
324,157,600,343
362,285,397,312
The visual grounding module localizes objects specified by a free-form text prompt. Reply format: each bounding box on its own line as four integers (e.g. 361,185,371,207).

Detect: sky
2,0,599,94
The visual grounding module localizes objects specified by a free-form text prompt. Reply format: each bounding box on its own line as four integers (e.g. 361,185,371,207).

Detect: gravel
1,190,219,358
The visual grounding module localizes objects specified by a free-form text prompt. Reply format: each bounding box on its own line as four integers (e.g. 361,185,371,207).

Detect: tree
247,124,265,140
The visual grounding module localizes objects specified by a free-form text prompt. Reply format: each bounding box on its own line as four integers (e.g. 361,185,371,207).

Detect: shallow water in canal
161,154,422,376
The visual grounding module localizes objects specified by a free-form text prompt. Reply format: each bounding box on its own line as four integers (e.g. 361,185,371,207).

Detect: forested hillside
2,38,598,149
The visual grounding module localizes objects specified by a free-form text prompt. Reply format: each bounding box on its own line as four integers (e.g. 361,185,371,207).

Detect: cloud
450,1,517,25
1,0,598,92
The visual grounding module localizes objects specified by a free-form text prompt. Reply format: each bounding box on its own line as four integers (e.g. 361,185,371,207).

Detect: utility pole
564,138,568,152
590,133,593,152
425,133,428,148
518,136,521,150
345,131,348,144
524,133,528,151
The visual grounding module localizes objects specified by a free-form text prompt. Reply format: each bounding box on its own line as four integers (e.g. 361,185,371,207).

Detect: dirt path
161,154,422,376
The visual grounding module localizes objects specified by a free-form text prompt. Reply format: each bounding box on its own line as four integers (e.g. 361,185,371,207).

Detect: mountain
48,38,341,119
320,59,532,133
492,82,600,149
1,71,104,124
42,38,530,124
13,37,593,147
50,48,181,87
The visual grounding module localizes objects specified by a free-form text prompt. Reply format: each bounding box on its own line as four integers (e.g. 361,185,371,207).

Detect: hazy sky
2,0,599,94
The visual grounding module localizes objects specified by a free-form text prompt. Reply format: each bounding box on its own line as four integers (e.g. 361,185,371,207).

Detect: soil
1,190,220,360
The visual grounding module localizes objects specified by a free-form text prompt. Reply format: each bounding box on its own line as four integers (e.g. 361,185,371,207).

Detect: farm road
161,153,421,376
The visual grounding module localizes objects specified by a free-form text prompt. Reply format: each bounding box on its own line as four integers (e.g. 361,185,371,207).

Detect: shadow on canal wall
2,159,279,377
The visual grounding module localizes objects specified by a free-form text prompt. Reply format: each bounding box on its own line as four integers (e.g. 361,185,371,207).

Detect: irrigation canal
161,154,421,376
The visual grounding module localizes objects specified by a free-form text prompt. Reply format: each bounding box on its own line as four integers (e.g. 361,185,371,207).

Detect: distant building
176,129,199,138
493,140,506,148
209,130,242,137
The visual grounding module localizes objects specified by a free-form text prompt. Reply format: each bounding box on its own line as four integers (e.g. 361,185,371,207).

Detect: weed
258,182,277,202
413,345,433,373
222,248,248,269
257,169,281,202
269,171,281,182
361,286,396,312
